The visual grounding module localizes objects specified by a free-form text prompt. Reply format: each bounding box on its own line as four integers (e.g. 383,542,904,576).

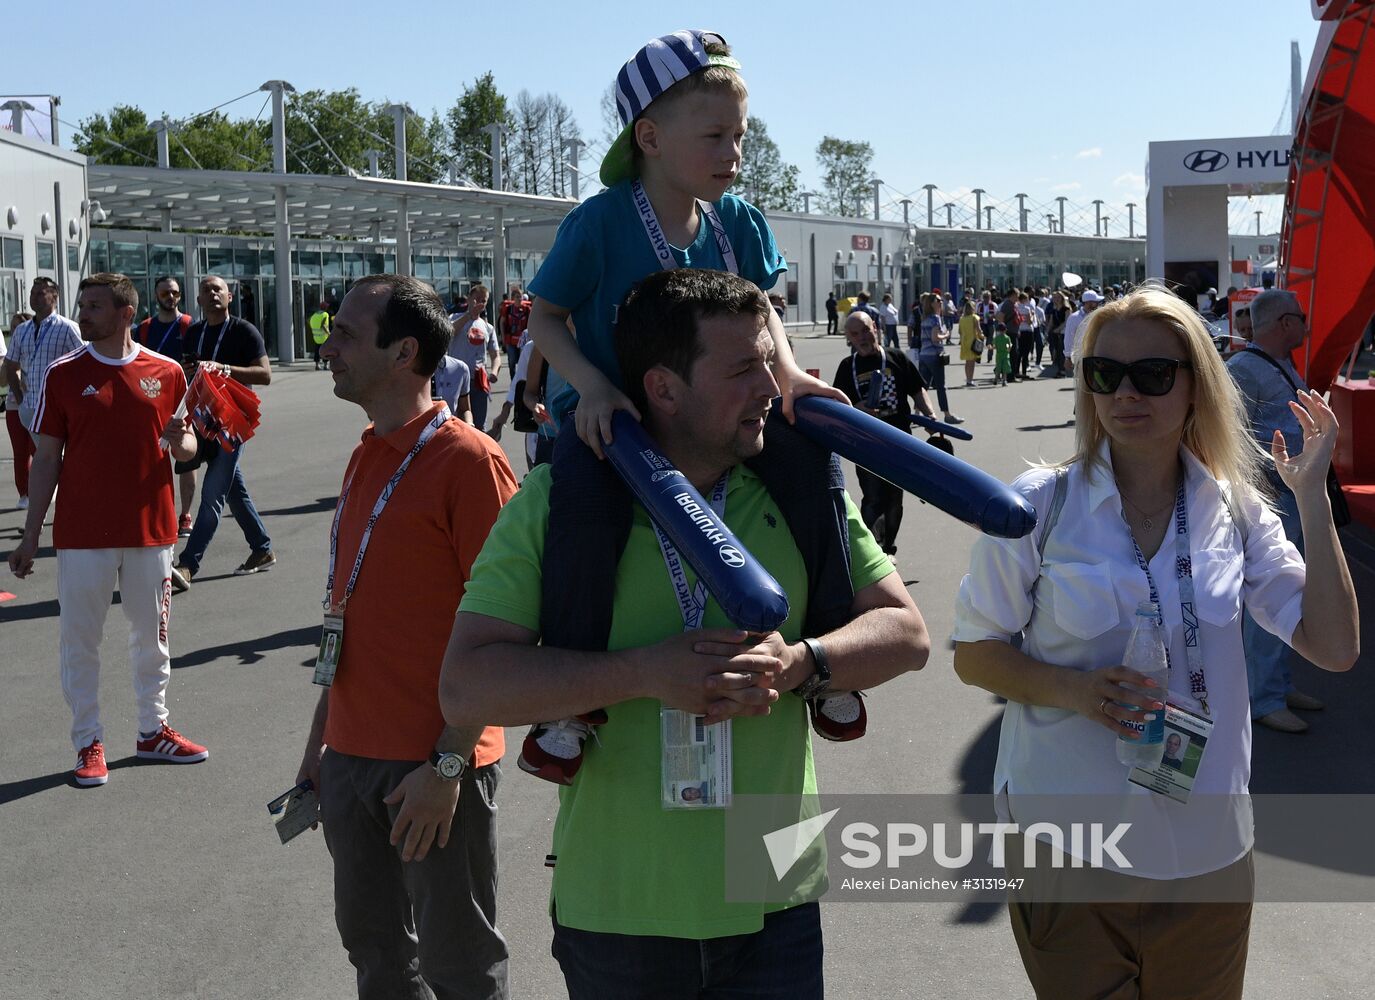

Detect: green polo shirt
460,461,892,938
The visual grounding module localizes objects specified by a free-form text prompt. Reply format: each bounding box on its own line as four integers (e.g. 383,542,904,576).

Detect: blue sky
9,0,1318,235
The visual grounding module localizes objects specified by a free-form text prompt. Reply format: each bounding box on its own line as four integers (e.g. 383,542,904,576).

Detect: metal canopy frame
86,164,574,242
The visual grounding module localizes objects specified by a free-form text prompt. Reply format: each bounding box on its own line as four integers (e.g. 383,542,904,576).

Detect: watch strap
795,637,831,700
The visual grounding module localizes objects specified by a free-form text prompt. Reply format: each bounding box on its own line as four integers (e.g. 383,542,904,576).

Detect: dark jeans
1048,330,1066,374
552,901,823,1000
883,324,899,350
178,440,271,573
1033,327,1045,365
471,389,491,432
857,465,902,554
321,752,510,1000
917,354,951,413
826,313,838,335
1015,332,1036,377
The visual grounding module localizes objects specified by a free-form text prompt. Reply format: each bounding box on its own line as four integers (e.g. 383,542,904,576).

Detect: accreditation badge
312,612,345,687
661,708,732,810
1127,701,1215,803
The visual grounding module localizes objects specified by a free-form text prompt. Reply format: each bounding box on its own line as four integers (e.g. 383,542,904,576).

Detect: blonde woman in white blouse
952,285,1357,1000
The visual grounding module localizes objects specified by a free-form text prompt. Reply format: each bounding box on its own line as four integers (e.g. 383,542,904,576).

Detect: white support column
973,189,985,230
1056,196,1067,234
396,195,411,277
364,149,382,177
1016,194,1028,232
871,177,883,221
274,186,294,361
385,104,412,181
482,123,507,190
493,206,507,299
563,138,586,200
922,184,937,228
261,79,297,363
2,99,33,135
153,117,171,168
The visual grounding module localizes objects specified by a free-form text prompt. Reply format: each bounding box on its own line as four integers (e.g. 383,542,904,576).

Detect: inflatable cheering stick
910,413,974,440
602,411,791,633
793,397,1036,539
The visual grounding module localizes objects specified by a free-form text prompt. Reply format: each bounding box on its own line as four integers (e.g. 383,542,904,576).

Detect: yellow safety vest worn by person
309,309,331,345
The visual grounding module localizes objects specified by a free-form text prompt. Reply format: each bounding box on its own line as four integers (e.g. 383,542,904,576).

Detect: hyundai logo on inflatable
1184,149,1229,173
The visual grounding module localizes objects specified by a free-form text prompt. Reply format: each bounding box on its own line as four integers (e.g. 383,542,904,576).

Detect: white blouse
953,443,1306,878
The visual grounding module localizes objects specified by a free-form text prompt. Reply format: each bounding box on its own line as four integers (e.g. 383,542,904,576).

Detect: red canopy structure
1281,0,1375,392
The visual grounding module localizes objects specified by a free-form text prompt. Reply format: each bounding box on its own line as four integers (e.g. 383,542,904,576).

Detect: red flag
187,365,261,451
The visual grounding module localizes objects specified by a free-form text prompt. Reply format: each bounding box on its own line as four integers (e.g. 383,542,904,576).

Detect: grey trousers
320,750,509,1000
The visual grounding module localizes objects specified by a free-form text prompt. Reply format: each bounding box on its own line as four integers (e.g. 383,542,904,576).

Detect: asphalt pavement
1,333,1372,999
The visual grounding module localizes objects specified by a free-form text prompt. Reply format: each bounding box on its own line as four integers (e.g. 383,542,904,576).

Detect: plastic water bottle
1115,601,1169,768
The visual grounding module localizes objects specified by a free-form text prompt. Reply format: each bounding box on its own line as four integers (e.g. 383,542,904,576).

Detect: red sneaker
136,722,209,764
808,691,868,742
74,740,108,787
517,711,607,785
177,514,193,537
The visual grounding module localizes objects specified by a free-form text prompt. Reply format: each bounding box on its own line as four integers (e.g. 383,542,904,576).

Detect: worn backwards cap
600,29,742,187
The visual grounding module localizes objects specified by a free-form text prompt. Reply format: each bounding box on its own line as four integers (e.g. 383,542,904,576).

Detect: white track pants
57,546,173,751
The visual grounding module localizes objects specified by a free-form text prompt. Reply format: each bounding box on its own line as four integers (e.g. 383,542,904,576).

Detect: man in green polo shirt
441,267,930,998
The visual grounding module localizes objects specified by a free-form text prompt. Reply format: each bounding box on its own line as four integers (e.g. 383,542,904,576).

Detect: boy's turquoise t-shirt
526,180,787,424
458,462,893,939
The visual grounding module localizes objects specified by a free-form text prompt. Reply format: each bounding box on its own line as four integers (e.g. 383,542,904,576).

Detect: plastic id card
312,612,344,687
661,708,732,810
267,780,319,844
1128,702,1215,804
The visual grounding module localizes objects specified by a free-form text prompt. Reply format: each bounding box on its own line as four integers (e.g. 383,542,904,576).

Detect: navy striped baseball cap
599,29,742,187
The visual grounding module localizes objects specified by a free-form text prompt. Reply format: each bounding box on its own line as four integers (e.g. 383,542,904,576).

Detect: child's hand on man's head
774,362,850,423
574,378,642,460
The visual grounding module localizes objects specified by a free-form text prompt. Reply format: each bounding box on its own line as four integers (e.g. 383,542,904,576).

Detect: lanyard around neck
631,179,739,276
153,313,182,355
1125,480,1211,715
197,319,231,361
851,348,889,409
652,473,730,631
324,406,452,610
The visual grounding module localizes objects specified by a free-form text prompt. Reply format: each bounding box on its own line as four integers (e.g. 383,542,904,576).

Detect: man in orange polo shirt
296,273,517,1000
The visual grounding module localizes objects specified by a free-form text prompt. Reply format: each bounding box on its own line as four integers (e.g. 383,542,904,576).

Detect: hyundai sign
1148,135,1293,189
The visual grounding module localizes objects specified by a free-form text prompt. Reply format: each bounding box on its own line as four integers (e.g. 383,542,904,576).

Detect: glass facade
88,229,544,358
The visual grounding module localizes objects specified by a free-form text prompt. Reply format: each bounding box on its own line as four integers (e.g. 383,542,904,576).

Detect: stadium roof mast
262,79,297,363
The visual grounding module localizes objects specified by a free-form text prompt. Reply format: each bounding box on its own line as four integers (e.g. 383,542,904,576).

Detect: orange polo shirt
323,402,516,765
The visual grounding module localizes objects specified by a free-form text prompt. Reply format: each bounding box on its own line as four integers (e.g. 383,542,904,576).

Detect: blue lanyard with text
631,179,739,276
153,313,182,356
323,406,451,611
1126,481,1210,715
652,474,730,631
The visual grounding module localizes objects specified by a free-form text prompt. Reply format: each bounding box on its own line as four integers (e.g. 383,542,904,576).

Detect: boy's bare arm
526,297,639,457
763,308,849,420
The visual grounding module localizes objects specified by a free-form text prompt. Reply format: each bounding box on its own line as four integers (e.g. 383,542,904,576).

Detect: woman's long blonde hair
1067,282,1271,511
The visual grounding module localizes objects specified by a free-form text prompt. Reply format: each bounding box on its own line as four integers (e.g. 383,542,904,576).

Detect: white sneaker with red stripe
136,722,209,764
74,740,108,786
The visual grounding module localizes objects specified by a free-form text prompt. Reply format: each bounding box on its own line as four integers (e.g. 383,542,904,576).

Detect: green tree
446,72,513,189
816,136,874,217
735,117,801,212
286,90,446,182
75,105,267,171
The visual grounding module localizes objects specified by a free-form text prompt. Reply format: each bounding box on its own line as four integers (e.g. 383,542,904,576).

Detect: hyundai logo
718,545,746,568
1184,149,1229,173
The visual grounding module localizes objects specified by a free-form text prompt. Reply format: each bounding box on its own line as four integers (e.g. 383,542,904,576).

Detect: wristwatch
430,750,468,782
792,637,832,701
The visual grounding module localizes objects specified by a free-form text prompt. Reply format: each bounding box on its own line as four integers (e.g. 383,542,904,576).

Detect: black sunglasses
1081,357,1192,396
